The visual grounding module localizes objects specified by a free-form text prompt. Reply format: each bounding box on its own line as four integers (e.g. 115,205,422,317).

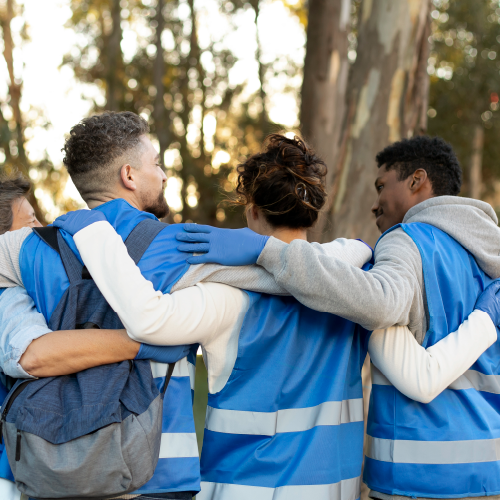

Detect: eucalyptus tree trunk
0,0,45,222
324,0,431,246
301,0,351,241
1,0,26,167
469,124,484,200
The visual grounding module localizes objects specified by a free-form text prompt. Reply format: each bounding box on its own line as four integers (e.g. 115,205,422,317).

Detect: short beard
142,189,170,219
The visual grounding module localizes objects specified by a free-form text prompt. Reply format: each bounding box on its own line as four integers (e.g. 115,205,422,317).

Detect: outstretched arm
0,287,186,379
20,328,139,377
255,230,422,331
66,220,247,346
175,224,421,331
370,281,500,403
369,311,497,403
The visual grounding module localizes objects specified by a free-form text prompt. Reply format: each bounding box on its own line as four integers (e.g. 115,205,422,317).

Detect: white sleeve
368,310,497,403
73,221,246,346
315,238,373,268
0,227,32,288
0,478,21,500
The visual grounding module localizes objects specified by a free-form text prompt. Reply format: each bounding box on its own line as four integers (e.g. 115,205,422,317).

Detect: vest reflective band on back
199,476,361,500
199,292,369,500
19,199,200,496
364,222,500,498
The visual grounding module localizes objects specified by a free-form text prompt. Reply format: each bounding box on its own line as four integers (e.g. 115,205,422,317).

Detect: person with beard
0,112,199,500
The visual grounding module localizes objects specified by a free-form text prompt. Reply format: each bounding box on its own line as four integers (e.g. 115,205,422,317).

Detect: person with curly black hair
372,136,462,233
179,134,500,500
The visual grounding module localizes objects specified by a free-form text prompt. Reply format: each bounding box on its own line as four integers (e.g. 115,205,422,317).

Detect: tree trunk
323,0,431,246
469,124,484,200
1,0,26,167
106,0,123,111
0,0,45,223
153,0,171,166
249,0,269,136
0,104,13,165
301,0,351,241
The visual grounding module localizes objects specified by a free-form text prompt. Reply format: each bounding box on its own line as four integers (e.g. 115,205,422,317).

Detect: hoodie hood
403,196,500,279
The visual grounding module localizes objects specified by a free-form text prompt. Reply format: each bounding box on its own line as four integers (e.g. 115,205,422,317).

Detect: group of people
0,110,498,500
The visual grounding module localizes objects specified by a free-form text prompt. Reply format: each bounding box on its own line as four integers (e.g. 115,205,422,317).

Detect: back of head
234,134,327,229
62,111,149,202
376,135,462,196
0,172,31,235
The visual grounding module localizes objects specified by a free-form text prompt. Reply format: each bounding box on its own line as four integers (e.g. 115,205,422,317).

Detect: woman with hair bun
51,132,498,500
232,133,328,242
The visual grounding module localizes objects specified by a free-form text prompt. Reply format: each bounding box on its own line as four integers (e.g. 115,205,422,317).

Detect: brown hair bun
232,133,327,229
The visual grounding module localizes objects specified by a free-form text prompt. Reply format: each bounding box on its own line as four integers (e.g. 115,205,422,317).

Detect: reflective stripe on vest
198,476,361,500
372,364,500,396
205,398,363,435
364,222,500,498
152,357,198,460
200,292,369,499
365,435,500,464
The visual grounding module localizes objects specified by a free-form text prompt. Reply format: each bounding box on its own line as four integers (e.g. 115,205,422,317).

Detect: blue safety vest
19,199,200,496
364,222,500,498
198,291,370,500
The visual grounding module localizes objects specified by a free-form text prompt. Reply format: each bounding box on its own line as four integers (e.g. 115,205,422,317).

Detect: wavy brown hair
231,134,327,229
0,172,32,235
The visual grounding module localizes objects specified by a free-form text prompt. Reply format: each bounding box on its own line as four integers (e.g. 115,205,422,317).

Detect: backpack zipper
0,380,32,444
15,430,21,461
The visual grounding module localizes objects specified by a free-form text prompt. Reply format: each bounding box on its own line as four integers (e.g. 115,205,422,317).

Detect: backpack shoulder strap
32,226,60,254
33,226,84,284
124,219,168,264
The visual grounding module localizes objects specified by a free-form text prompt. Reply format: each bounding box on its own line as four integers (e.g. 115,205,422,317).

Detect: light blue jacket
0,287,51,379
0,287,51,487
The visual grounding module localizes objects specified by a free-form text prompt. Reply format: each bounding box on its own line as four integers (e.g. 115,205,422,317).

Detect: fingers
176,232,210,243
177,243,210,253
182,223,212,233
492,280,500,295
187,255,210,265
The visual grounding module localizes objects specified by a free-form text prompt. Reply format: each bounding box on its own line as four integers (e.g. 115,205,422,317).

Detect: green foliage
427,0,500,197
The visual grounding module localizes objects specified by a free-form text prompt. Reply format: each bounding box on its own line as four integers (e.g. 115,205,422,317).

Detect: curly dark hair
231,134,327,229
62,111,149,199
0,172,31,235
376,136,462,196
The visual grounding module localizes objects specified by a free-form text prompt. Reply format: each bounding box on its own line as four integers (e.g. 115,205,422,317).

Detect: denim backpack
1,220,182,499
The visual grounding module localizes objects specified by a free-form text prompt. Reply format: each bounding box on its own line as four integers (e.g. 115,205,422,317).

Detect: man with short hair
178,135,500,499
15,112,200,500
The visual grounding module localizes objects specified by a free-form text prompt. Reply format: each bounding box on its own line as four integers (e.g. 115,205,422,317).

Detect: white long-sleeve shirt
74,221,497,401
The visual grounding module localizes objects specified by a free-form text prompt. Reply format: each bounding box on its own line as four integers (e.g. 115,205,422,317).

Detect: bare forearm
20,329,140,377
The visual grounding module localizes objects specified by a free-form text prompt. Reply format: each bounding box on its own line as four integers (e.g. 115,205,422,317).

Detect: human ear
120,164,137,191
409,169,428,193
249,204,260,221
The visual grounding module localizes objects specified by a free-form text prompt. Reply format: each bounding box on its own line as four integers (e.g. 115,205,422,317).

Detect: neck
270,227,308,244
86,191,141,211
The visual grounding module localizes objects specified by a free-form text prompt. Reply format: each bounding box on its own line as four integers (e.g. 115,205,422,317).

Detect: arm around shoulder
257,229,421,331
369,310,497,403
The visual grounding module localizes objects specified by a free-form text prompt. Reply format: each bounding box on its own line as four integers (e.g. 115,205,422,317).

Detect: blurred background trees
3,0,499,243
2,0,500,481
